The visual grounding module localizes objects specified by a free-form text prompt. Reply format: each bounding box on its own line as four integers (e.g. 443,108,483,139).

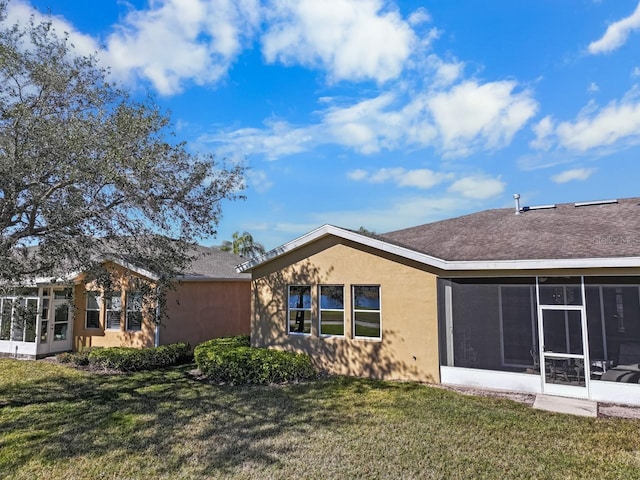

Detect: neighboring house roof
26,244,250,284
238,197,640,273
179,246,250,281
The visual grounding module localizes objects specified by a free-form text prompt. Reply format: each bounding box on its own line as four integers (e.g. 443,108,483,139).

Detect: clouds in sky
551,168,596,184
588,2,640,54
262,0,417,83
530,92,640,153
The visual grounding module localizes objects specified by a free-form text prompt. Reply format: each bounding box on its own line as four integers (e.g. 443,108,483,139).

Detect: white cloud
204,119,318,160
427,54,464,87
556,96,640,151
246,169,274,193
530,115,555,151
208,78,537,159
551,168,596,184
428,81,538,156
408,7,431,26
103,0,260,95
588,82,599,93
448,175,505,199
4,0,99,57
348,167,452,189
347,169,368,181
261,0,417,83
588,2,640,54
633,66,640,77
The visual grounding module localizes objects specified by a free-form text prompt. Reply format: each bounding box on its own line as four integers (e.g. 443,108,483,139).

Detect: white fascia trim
177,275,251,282
236,224,640,273
98,255,160,282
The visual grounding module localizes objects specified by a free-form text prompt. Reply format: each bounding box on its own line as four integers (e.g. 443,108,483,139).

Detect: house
0,246,250,358
238,196,640,406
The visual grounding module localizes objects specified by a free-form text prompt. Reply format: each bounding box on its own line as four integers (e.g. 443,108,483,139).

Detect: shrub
56,347,98,366
194,335,316,384
86,342,190,372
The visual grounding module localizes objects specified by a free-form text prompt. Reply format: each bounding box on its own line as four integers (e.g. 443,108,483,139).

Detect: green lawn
1,359,639,479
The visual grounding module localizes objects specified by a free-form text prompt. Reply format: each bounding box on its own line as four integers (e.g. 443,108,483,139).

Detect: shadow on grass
0,361,397,477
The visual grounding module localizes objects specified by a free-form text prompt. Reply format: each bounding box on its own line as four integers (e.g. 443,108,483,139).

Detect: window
126,292,143,331
353,286,381,339
85,292,101,329
288,285,311,335
319,285,344,336
0,295,39,343
105,292,122,330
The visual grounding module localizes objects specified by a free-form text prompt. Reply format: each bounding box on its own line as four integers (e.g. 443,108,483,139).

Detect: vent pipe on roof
513,193,521,215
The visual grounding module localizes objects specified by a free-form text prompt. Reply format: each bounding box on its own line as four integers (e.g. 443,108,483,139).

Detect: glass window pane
353,286,380,310
54,288,73,300
40,321,48,343
54,304,69,322
288,286,311,309
24,299,37,342
354,311,380,338
289,310,311,334
54,323,67,340
320,311,344,335
86,311,100,329
106,311,121,330
1,299,13,340
127,312,142,331
87,292,100,311
320,286,344,309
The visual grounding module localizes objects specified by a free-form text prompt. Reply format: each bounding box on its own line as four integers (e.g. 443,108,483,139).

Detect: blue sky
6,0,640,249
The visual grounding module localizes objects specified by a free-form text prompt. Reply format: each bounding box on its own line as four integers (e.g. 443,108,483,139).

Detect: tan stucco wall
161,280,250,347
251,236,441,383
73,264,155,350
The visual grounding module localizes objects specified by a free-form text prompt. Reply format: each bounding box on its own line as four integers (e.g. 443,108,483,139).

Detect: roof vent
513,193,521,215
574,199,618,207
523,204,556,211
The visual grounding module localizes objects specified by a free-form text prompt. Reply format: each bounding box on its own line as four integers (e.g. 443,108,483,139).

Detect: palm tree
220,231,266,257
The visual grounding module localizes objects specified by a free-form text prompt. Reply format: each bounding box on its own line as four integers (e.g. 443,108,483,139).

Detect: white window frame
288,285,312,336
319,285,345,337
105,291,122,330
352,285,382,341
126,292,143,332
85,291,101,330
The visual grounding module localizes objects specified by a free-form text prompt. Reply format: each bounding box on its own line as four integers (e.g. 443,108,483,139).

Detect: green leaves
0,3,245,287
194,335,317,384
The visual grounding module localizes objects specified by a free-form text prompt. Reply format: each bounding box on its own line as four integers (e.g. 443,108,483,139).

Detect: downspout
154,285,161,347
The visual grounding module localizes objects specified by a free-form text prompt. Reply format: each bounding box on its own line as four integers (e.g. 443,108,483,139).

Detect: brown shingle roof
181,246,250,280
381,197,640,261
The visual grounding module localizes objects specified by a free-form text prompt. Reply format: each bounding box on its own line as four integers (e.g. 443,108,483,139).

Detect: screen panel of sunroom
585,278,640,384
439,278,540,374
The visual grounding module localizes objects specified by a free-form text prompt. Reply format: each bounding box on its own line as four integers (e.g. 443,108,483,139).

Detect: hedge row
194,335,317,384
57,343,190,371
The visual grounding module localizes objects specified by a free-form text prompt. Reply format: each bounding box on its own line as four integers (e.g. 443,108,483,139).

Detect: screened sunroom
0,286,73,358
438,275,640,405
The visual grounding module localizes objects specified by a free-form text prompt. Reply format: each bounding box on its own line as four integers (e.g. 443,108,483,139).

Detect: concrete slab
533,394,598,417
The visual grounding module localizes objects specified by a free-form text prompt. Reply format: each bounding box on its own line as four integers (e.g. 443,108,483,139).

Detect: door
539,307,589,398
39,288,73,354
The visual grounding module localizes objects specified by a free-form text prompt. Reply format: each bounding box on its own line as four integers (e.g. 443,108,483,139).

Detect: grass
1,360,640,479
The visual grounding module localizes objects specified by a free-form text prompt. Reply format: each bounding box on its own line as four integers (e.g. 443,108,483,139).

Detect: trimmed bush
56,348,98,366
88,342,190,371
194,335,317,384
60,343,191,372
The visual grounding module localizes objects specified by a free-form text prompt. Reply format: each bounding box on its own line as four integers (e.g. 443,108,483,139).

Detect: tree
0,4,245,290
220,231,265,257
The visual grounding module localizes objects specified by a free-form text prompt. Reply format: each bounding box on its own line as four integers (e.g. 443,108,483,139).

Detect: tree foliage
0,4,244,289
220,231,265,257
